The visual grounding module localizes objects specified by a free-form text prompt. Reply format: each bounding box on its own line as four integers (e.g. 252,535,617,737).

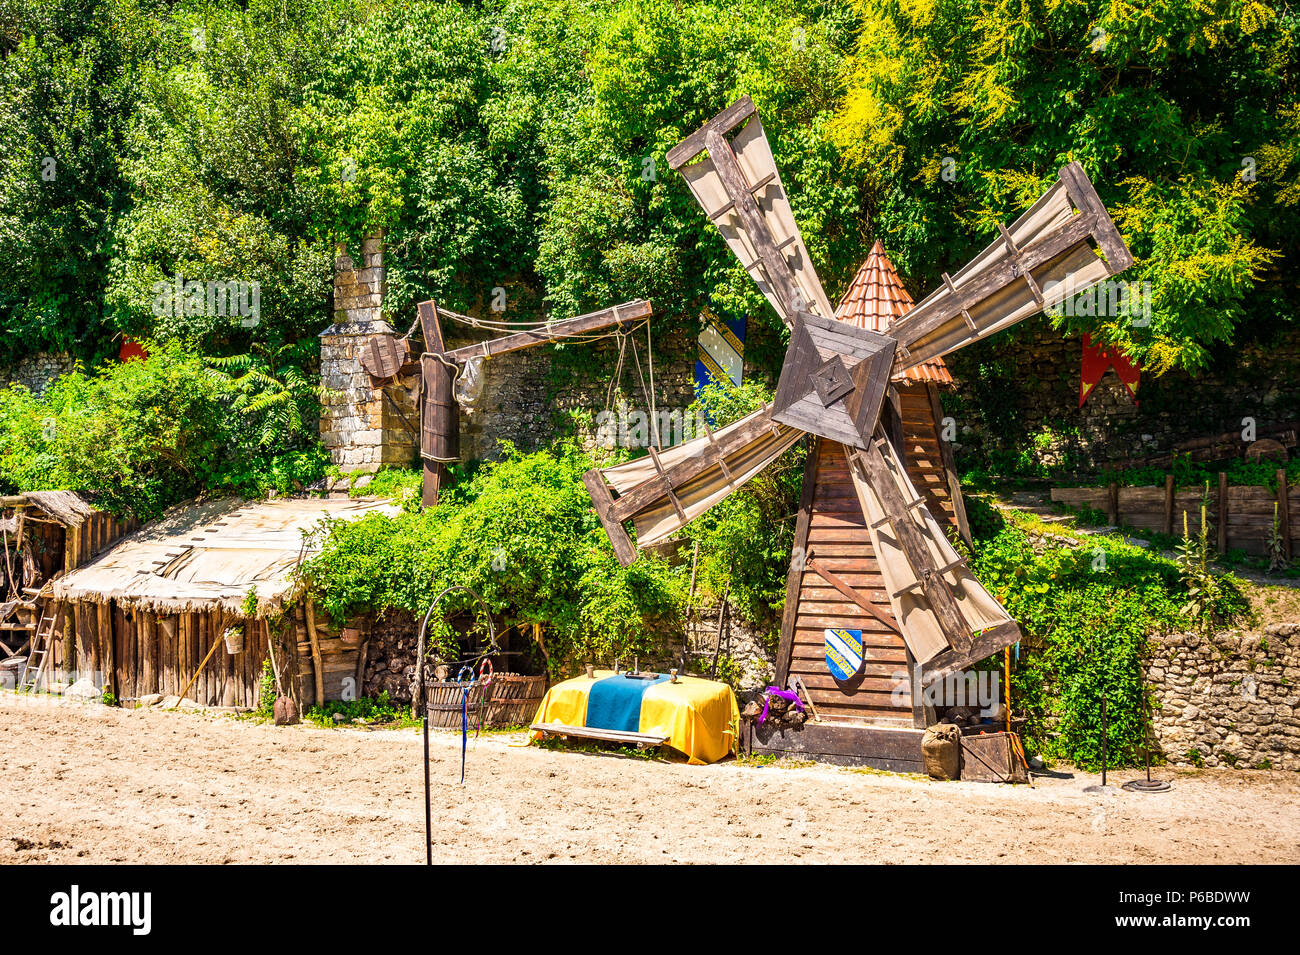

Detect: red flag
119,338,149,362
1080,333,1139,407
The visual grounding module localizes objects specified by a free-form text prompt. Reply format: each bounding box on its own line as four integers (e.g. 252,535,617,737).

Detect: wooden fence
1051,469,1294,558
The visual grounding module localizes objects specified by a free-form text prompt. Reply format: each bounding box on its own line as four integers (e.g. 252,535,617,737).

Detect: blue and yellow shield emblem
824,628,864,681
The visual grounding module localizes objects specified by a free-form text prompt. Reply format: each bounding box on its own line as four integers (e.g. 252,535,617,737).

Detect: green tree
0,0,159,361
833,0,1295,374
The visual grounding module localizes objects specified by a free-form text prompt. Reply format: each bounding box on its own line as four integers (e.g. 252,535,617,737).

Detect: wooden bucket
424,680,487,729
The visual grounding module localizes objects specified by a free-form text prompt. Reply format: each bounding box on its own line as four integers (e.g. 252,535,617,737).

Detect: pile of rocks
739,688,809,728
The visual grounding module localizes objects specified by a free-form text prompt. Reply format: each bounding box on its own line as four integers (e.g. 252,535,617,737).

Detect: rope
604,326,630,418
629,332,660,447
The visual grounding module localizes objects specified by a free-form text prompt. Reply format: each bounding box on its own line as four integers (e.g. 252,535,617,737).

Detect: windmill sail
668,96,835,324
585,406,803,564
892,162,1132,373
847,437,1020,680
586,162,1134,568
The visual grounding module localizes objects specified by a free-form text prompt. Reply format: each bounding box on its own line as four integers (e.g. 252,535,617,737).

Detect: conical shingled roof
835,240,953,385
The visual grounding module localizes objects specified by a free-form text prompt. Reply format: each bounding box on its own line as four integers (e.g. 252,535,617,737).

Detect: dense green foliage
836,0,1297,375
674,380,804,630
0,344,327,517
8,0,1290,373
297,446,684,676
965,500,1248,768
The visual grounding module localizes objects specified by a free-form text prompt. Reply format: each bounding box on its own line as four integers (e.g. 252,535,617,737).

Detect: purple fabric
757,686,804,725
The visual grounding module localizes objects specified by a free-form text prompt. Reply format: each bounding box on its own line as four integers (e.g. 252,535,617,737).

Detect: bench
531,722,668,750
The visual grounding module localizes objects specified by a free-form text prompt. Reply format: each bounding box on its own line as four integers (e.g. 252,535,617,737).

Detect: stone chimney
319,231,420,474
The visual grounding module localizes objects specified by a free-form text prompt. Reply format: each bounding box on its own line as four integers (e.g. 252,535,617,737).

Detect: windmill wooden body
359,299,654,505
582,96,1136,768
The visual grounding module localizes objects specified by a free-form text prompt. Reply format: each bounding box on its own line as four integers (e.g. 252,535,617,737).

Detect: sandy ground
1,693,1296,865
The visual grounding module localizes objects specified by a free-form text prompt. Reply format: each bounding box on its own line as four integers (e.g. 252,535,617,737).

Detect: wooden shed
48,496,397,708
1,491,138,675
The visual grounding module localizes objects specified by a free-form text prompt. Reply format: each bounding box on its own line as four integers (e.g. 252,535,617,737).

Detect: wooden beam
997,222,1045,305
416,299,446,353
582,469,637,567
1218,471,1229,554
775,437,819,687
666,95,758,169
608,409,787,523
704,128,799,322
850,440,970,654
806,554,902,636
927,383,971,547
304,599,324,706
921,620,1022,687
441,300,652,363
890,212,1098,368
1055,161,1134,270
1163,474,1176,536
1278,468,1292,562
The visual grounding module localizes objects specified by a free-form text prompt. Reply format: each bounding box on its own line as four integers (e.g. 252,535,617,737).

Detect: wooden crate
959,731,1029,783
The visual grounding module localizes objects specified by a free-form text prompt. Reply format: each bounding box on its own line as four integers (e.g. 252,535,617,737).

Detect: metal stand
1083,646,1116,793
1123,692,1172,793
416,585,499,865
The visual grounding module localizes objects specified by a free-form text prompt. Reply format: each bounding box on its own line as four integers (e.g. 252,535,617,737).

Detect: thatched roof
52,496,398,616
4,490,102,526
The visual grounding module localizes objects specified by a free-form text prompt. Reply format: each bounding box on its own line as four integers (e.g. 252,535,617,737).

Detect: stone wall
944,317,1300,470
456,319,712,461
1146,623,1300,771
0,351,74,395
319,233,420,473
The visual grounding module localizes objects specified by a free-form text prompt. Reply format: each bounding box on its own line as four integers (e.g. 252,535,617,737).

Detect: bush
0,342,328,518
965,502,1246,769
297,444,684,677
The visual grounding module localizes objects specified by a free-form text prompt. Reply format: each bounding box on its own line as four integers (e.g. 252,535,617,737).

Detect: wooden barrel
420,355,459,464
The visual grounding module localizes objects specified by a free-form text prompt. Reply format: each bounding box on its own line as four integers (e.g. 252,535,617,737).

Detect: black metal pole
423,707,432,866
1100,691,1108,787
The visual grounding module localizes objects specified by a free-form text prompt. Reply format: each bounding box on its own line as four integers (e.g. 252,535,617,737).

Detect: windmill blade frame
891,162,1133,372
668,95,836,324
584,162,1135,569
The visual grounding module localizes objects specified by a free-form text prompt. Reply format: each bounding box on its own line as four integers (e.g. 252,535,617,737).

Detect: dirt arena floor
1,693,1296,864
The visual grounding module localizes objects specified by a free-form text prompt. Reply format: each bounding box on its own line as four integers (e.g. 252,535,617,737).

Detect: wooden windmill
359,298,654,505
582,96,1135,763
836,242,971,547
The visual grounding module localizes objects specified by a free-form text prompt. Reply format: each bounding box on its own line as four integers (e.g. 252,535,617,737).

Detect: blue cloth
585,673,670,732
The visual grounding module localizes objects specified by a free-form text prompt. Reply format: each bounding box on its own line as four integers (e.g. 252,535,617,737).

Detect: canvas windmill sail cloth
598,408,802,548
849,440,1019,666
677,110,835,324
896,173,1121,372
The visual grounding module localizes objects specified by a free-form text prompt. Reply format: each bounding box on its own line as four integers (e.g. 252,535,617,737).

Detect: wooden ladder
18,612,58,694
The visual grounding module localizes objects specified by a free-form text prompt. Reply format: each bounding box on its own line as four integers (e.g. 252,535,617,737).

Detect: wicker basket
424,673,547,729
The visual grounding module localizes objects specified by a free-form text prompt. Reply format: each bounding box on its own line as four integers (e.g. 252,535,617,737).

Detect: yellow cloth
530,670,740,765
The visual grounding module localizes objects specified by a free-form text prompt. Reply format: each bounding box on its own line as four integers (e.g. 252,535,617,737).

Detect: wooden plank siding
895,383,962,535
68,604,271,707
778,439,915,726
1052,482,1300,556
